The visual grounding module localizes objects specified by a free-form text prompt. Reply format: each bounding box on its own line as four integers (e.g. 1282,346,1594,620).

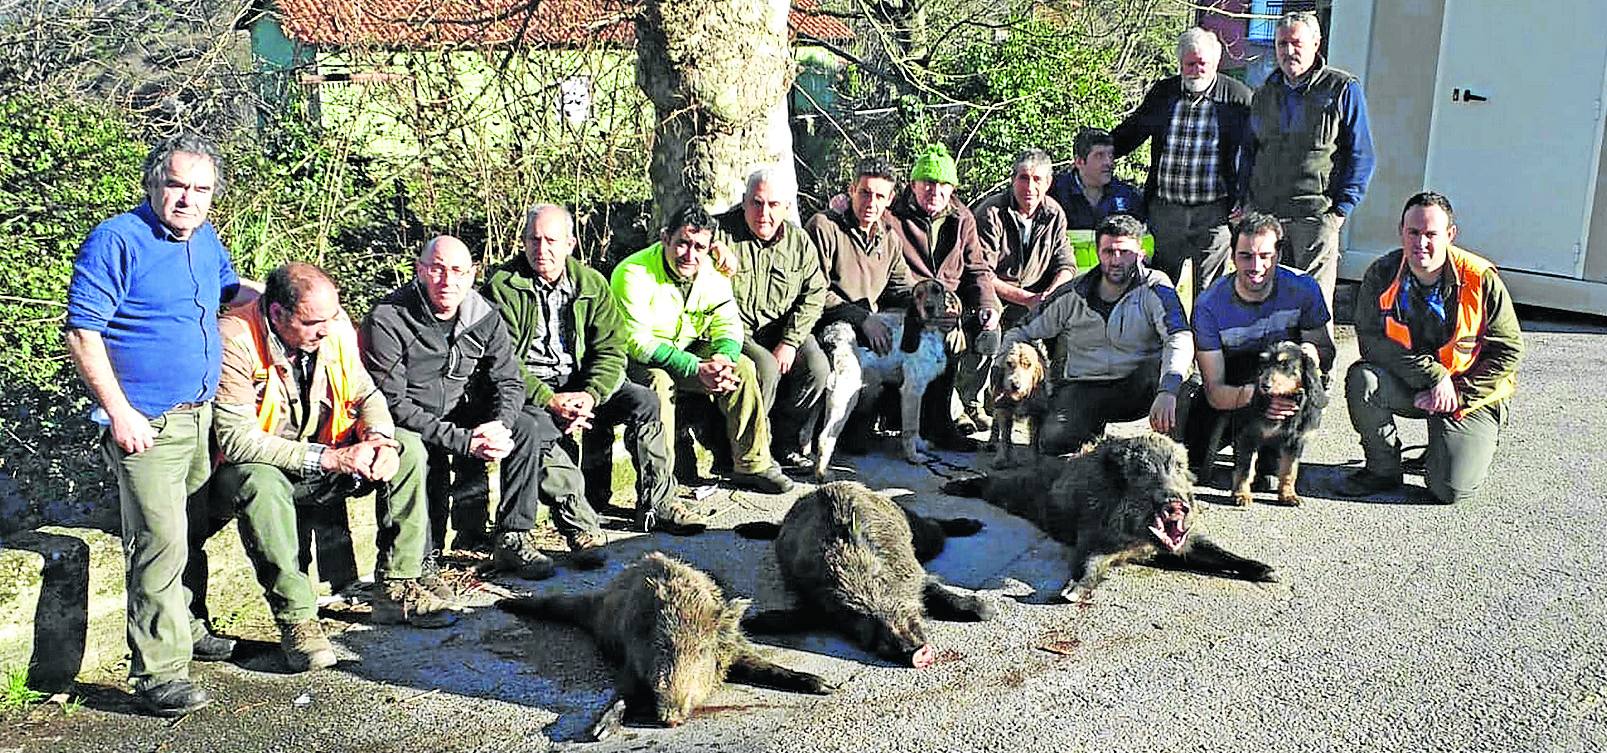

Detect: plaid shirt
1155,93,1223,205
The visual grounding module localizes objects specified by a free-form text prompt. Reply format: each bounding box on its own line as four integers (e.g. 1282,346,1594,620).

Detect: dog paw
1059,582,1093,604
1230,490,1255,507
1275,492,1303,507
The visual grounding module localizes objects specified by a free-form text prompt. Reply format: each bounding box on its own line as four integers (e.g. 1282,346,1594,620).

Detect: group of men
69,11,1521,719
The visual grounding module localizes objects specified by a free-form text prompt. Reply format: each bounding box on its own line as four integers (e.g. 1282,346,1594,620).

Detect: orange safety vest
225,303,363,445
1376,245,1516,419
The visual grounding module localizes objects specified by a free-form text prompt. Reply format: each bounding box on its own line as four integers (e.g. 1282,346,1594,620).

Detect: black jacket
1111,74,1253,206
360,281,526,456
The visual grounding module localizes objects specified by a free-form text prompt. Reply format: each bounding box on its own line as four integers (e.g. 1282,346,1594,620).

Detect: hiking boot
278,620,338,672
419,554,455,601
191,625,236,662
640,499,708,535
137,679,210,718
1333,469,1404,498
563,530,608,570
372,578,460,629
493,529,557,580
729,465,794,494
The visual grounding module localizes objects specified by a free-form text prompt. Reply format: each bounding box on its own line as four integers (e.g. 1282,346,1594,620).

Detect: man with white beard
1111,27,1252,297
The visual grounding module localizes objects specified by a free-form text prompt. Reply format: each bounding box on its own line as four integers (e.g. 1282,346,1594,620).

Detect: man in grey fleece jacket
999,214,1194,454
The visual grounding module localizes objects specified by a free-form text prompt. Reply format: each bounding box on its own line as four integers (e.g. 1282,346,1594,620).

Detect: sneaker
1333,469,1404,498
137,679,210,718
493,529,557,580
419,554,455,601
643,499,708,535
729,465,794,494
191,626,236,662
278,620,338,672
372,579,460,629
563,530,608,570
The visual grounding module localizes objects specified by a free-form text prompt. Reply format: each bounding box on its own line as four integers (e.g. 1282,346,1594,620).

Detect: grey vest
1248,64,1357,218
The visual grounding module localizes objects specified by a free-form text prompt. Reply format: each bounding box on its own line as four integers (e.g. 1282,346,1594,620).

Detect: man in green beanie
884,144,997,443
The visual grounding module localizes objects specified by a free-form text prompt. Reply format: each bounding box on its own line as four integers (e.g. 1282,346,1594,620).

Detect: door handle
1452,88,1488,103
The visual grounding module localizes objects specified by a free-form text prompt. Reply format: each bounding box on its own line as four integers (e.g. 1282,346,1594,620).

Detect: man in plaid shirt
1112,27,1252,298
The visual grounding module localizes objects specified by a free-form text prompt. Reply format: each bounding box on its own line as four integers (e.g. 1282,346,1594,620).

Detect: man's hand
696,357,740,394
709,241,736,276
322,437,402,481
861,317,893,356
1023,292,1045,311
547,392,598,433
772,343,798,375
1264,394,1300,421
108,407,157,455
1414,375,1459,415
469,420,515,461
1149,392,1178,435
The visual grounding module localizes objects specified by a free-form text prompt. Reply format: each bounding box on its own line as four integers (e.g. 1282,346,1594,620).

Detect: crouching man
213,263,457,674
1338,192,1521,503
363,235,606,578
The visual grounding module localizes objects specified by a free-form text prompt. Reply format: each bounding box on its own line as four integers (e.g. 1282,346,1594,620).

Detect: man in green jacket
483,205,705,533
714,166,828,466
1338,192,1521,503
612,205,793,494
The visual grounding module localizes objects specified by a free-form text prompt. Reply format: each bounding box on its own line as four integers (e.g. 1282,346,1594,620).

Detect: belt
168,401,209,412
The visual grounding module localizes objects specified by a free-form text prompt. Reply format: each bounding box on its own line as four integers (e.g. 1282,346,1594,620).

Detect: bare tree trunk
636,0,797,223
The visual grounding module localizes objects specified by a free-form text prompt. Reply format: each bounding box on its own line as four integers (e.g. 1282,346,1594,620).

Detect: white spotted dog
807,279,959,480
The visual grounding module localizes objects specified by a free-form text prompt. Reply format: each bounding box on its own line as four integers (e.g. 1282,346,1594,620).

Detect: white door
1423,0,1607,278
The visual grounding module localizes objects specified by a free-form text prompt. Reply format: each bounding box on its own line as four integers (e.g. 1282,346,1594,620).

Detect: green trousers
1345,361,1508,504
212,429,430,624
631,351,773,475
102,402,215,691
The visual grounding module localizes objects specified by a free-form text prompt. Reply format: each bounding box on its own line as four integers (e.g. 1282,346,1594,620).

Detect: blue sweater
66,203,241,418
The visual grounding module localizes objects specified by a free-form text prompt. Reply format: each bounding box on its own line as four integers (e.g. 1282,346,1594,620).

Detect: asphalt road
9,316,1606,753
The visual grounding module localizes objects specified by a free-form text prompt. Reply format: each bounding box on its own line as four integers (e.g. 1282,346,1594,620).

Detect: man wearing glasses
362,235,607,580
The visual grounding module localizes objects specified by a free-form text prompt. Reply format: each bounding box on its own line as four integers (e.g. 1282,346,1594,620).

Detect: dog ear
900,306,923,353
1299,349,1329,409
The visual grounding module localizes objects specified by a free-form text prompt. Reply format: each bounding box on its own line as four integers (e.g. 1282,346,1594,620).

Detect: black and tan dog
987,340,1051,466
1229,341,1327,507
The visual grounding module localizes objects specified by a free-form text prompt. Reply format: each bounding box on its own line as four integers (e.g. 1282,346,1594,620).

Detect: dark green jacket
481,254,627,408
1354,246,1522,412
715,206,826,348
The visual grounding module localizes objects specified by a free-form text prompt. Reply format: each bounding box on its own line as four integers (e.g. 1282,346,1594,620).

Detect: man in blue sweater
66,134,258,716
1242,10,1375,319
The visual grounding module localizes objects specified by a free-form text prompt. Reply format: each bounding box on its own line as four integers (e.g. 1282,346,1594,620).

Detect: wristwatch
303,443,327,476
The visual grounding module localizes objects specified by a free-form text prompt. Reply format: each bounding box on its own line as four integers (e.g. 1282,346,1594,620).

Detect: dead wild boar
498,551,833,739
735,481,993,668
941,433,1278,602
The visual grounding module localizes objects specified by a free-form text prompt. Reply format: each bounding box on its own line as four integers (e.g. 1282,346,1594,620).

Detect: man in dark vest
1242,10,1375,319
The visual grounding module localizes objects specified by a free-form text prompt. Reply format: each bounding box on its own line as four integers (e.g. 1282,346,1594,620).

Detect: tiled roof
253,0,853,48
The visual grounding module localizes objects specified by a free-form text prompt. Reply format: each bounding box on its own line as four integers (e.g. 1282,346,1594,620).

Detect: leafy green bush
945,19,1130,195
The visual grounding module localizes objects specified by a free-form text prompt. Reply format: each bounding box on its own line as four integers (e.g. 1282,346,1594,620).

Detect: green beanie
910,144,958,185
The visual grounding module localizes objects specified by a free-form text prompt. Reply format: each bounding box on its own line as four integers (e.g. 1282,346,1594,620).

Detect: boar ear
723,598,753,627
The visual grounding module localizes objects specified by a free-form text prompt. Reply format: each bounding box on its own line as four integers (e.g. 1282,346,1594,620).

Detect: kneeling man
1339,192,1521,503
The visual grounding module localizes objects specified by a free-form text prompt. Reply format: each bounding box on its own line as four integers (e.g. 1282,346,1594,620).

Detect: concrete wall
1335,0,1446,263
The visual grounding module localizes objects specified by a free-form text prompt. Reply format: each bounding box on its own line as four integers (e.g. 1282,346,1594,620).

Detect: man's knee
612,382,663,424
214,463,293,507
1345,360,1384,405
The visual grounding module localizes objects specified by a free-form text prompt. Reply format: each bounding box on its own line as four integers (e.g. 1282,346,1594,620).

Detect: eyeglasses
422,263,475,279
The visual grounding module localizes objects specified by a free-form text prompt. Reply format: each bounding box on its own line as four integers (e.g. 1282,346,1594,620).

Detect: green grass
1,666,46,712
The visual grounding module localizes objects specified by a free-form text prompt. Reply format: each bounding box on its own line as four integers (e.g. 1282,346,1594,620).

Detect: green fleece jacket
481,254,627,408
610,243,744,378
1353,245,1522,411
715,206,826,348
